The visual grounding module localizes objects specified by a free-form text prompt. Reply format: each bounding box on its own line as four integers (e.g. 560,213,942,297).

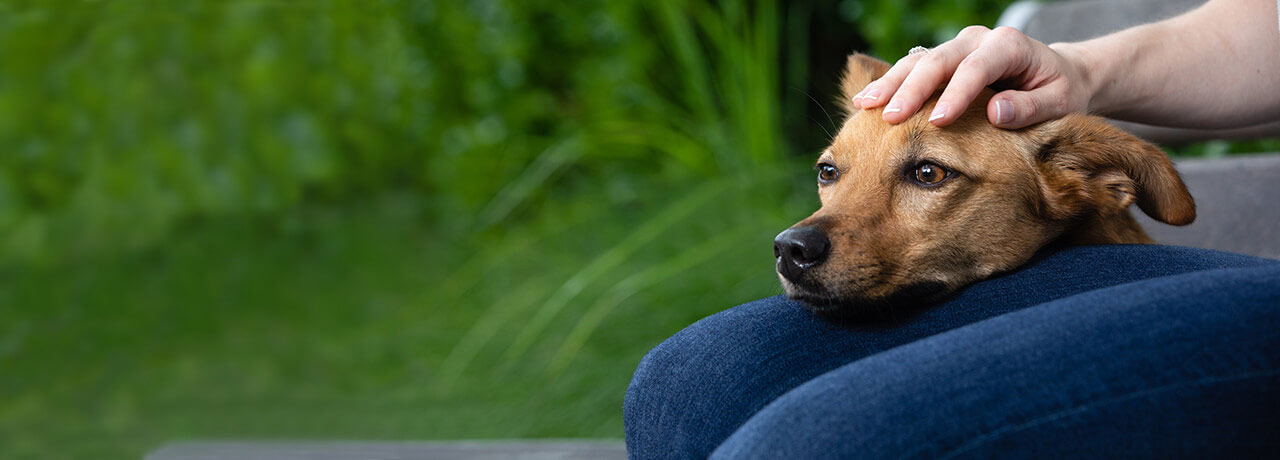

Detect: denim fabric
624,245,1280,458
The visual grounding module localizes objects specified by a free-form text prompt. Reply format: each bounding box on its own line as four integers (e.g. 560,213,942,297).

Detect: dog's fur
776,54,1195,317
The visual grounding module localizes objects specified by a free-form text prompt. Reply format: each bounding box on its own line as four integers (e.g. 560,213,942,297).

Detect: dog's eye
817,163,839,184
913,162,949,185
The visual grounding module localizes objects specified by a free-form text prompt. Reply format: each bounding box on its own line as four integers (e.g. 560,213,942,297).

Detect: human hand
852,26,1093,129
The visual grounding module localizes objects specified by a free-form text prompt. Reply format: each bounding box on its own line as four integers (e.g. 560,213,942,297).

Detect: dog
774,53,1195,317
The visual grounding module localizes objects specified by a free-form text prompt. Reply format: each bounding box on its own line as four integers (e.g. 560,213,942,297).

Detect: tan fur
779,54,1195,312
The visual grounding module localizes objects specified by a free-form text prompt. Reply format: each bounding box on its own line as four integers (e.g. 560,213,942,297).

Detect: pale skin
853,0,1280,131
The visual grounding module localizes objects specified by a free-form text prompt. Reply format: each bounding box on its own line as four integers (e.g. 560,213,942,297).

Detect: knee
625,295,788,406
621,344,666,456
622,303,741,458
623,325,697,424
624,295,812,458
622,302,751,434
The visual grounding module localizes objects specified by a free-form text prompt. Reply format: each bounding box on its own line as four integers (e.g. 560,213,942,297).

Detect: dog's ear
1031,114,1195,226
839,53,890,112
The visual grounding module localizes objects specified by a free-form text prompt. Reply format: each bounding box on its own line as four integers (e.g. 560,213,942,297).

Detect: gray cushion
1137,154,1280,259
999,0,1205,43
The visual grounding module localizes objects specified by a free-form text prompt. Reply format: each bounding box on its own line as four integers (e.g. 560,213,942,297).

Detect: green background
2,1,1274,458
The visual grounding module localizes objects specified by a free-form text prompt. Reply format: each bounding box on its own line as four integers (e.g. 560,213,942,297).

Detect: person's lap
623,245,1280,458
713,263,1280,458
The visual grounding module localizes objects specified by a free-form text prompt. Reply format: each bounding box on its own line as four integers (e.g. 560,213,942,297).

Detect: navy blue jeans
624,245,1280,458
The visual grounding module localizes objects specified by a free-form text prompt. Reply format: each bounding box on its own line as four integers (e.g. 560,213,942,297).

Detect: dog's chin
778,276,837,308
782,277,952,322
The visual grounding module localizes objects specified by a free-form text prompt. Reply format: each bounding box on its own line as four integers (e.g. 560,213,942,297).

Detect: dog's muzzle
773,226,830,282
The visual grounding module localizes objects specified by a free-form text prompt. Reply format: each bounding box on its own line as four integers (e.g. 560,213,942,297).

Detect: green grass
0,176,816,458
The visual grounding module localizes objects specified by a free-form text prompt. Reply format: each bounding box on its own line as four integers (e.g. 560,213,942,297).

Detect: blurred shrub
0,0,792,262
843,0,1014,57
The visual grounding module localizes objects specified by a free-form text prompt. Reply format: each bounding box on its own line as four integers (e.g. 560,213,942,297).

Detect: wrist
1049,42,1104,114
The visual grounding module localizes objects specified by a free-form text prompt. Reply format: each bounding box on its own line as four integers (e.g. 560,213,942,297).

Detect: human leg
711,264,1280,458
623,245,1277,458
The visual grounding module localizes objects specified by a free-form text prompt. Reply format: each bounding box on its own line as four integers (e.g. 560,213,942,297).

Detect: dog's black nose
773,226,830,279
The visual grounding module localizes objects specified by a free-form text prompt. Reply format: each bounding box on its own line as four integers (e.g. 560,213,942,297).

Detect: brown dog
774,54,1195,316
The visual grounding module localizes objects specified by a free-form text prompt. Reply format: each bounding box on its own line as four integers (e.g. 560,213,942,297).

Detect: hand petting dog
774,54,1194,317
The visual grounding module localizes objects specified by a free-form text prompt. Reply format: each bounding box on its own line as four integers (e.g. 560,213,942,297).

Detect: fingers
855,26,990,122
856,26,1076,128
930,30,1031,126
879,50,959,123
880,31,989,123
987,84,1073,129
852,52,925,110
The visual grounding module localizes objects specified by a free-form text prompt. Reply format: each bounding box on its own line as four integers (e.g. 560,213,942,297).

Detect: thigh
624,245,1276,459
712,264,1280,459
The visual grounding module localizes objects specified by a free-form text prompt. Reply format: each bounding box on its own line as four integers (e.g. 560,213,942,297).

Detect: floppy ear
838,53,890,112
1032,114,1196,226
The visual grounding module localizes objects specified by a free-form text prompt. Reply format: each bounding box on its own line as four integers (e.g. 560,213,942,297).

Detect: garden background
2,1,1275,458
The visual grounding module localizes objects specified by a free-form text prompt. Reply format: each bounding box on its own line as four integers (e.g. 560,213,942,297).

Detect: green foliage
1170,138,1280,158
845,0,1015,58
3,0,812,456
0,0,1022,264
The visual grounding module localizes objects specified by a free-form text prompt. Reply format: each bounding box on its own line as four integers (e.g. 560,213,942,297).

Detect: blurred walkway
147,440,626,460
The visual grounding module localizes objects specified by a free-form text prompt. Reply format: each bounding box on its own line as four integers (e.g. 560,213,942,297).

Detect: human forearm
1057,0,1280,129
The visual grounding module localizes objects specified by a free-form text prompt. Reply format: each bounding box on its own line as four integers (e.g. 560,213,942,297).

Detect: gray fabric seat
1000,0,1280,258
1140,154,1280,259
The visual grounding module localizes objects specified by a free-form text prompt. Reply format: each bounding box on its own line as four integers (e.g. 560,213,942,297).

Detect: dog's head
775,54,1195,316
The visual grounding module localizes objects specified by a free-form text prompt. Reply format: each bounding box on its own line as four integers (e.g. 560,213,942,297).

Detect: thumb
988,87,1071,129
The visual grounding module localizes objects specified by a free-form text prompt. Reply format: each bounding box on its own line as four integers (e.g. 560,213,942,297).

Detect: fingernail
861,88,881,103
883,100,902,114
995,99,1014,124
929,104,947,122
